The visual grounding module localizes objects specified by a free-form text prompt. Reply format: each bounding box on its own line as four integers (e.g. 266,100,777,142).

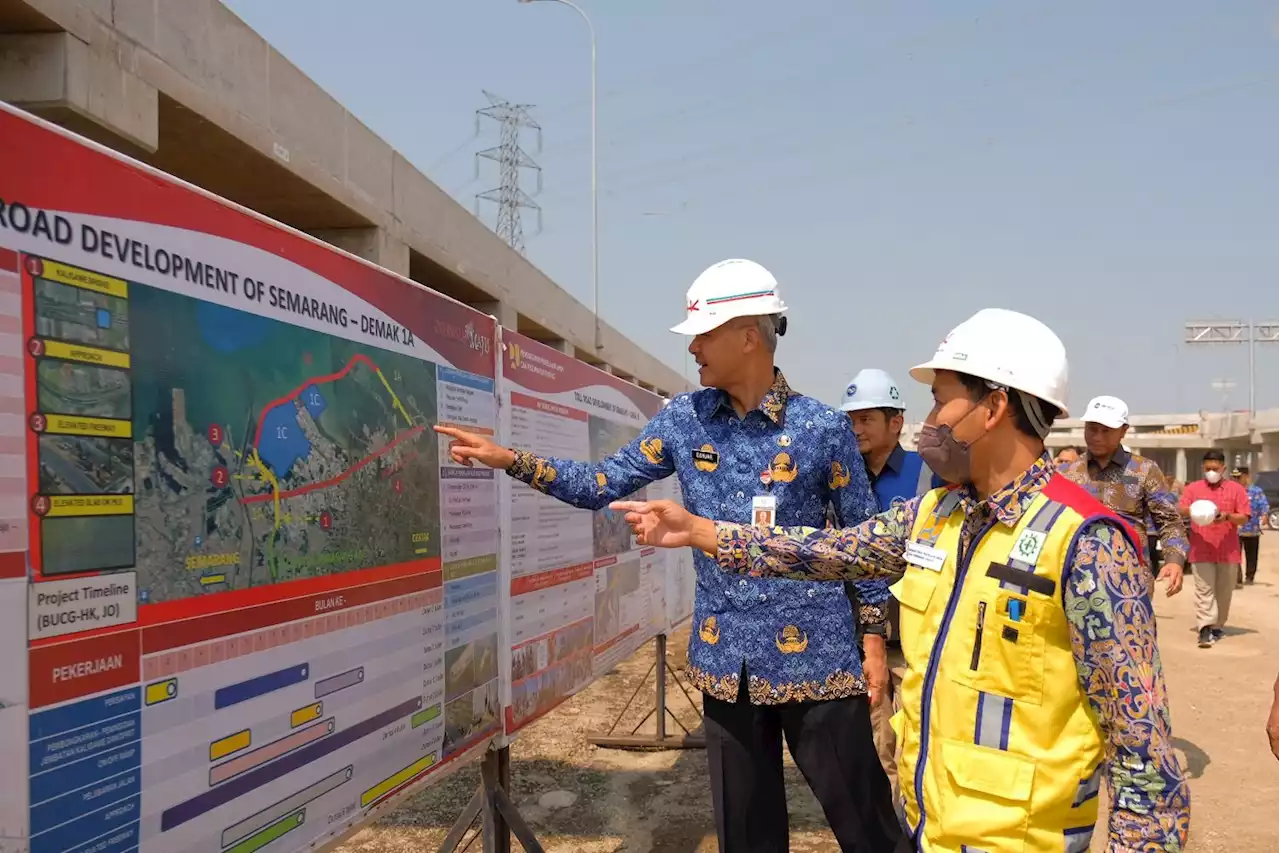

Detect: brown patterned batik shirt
1058,449,1188,568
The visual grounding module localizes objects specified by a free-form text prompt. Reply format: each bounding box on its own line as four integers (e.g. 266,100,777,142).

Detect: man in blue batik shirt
1233,465,1270,585
438,259,903,853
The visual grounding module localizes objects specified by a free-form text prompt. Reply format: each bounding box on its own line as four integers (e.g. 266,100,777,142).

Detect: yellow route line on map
374,368,413,426
248,449,282,529
246,448,284,579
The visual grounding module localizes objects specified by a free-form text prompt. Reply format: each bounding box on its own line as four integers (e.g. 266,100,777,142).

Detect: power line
426,132,484,175
533,0,1242,201
533,0,1054,164
528,0,859,124
530,70,1269,240
473,90,544,255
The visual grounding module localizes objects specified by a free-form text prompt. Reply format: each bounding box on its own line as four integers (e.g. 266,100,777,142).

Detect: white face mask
1205,470,1222,484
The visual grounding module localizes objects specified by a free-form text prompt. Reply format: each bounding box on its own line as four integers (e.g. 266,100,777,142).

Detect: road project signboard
0,103,500,853
497,332,673,735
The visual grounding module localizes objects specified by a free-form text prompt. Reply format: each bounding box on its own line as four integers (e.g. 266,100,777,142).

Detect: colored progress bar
313,666,362,699
221,766,351,848
210,729,251,762
227,809,304,853
361,753,437,808
411,705,440,728
290,702,322,728
144,678,178,706
160,695,422,831
210,719,333,786
214,663,309,710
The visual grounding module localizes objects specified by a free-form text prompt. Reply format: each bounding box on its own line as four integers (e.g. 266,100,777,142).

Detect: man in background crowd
1059,395,1187,596
1181,450,1250,648
1053,445,1082,466
1233,465,1270,586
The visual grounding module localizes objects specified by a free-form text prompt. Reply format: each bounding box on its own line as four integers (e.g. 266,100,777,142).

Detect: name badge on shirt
752,495,777,528
904,540,947,572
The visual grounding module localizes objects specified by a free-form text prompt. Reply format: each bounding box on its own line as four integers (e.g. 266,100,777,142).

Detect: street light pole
520,0,600,351
1184,320,1280,418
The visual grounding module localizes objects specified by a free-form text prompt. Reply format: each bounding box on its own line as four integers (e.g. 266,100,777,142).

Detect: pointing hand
610,500,700,549
433,425,516,470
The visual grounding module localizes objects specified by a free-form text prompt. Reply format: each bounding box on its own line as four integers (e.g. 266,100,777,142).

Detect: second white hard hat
840,369,904,412
909,308,1070,418
1082,395,1129,429
1188,499,1218,527
669,259,788,336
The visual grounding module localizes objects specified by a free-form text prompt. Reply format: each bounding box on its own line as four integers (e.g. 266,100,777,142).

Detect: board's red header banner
0,108,496,379
502,331,665,419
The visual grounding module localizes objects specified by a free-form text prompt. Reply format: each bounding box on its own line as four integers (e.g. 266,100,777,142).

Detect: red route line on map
251,352,379,447
239,425,426,504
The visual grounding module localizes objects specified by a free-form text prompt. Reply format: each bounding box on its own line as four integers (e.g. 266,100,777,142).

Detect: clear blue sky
225,0,1278,417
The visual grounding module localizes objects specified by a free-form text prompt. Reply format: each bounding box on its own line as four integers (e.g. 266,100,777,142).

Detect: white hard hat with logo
841,369,904,412
1082,395,1129,429
909,308,1070,431
670,259,788,336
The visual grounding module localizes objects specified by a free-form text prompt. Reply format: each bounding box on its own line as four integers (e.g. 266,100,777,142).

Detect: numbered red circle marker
211,466,229,488
27,338,44,358
207,424,224,446
24,256,43,277
31,495,49,516
320,511,333,530
29,413,46,433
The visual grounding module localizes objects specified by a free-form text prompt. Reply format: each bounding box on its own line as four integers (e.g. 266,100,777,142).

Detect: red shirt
1179,478,1249,564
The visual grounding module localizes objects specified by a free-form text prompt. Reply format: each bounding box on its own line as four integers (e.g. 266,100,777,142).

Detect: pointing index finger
609,501,649,513
433,425,466,440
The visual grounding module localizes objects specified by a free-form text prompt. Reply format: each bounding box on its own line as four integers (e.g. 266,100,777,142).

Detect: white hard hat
1082,395,1129,429
670,259,788,336
909,308,1070,419
840,369,904,412
1188,499,1218,527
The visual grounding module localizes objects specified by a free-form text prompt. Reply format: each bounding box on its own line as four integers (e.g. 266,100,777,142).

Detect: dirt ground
335,534,1279,853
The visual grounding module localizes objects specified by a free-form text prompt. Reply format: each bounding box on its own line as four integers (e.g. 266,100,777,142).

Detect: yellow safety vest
890,477,1130,853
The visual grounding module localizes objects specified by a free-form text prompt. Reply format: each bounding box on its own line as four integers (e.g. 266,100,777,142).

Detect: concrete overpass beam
1260,436,1279,470
546,340,575,357
0,31,158,151
310,227,409,278
467,301,519,330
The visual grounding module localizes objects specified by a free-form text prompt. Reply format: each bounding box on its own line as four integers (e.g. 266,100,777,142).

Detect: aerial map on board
33,272,445,604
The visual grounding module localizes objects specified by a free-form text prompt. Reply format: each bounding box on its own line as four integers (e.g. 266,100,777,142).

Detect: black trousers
1242,535,1260,582
703,680,907,853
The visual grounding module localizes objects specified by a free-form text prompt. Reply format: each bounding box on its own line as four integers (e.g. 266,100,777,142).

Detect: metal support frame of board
586,633,706,750
437,746,545,853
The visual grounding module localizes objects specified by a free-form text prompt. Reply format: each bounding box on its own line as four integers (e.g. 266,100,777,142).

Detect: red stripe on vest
1042,474,1145,563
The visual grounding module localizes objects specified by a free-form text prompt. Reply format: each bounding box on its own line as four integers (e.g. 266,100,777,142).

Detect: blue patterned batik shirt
506,370,882,705
1242,483,1270,536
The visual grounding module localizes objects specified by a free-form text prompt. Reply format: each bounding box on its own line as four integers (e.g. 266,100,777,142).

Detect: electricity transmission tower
474,90,543,254
1184,320,1279,416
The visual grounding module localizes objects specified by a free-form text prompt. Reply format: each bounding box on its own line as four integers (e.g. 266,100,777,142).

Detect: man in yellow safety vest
612,308,1191,852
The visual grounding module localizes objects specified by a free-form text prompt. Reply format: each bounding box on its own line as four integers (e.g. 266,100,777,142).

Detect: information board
0,104,501,853
497,333,669,734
